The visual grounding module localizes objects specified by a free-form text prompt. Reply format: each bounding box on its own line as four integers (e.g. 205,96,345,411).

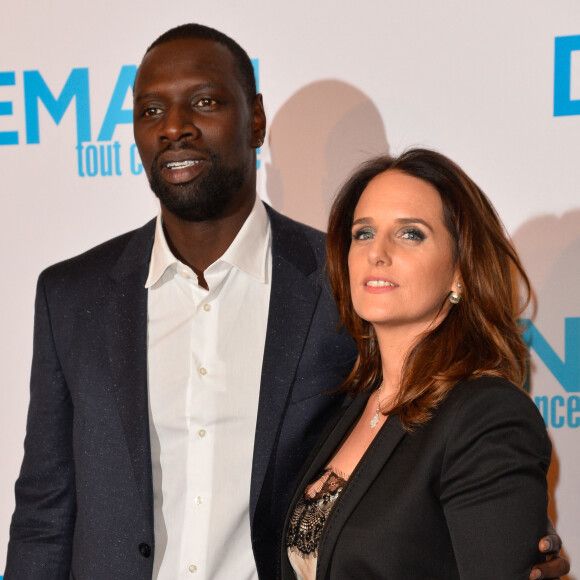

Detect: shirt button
180,269,190,278
195,496,203,505
188,564,197,573
203,303,211,312
198,367,207,376
198,429,206,438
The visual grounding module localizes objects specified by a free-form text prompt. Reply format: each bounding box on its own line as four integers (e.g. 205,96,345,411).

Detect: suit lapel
104,220,155,519
250,206,322,520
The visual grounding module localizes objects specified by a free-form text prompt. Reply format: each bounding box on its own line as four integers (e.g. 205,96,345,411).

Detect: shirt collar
145,198,271,289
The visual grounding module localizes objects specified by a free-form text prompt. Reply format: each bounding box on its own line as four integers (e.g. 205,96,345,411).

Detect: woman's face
348,170,458,339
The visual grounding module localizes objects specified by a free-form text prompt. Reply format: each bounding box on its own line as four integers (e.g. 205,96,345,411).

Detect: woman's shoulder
442,375,538,415
431,376,550,458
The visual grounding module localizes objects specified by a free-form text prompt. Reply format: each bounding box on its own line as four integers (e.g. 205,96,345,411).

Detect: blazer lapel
289,394,367,508
104,220,155,519
279,394,367,579
250,206,323,521
316,411,407,578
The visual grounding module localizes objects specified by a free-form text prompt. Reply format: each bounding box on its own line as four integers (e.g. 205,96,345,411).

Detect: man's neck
160,194,257,284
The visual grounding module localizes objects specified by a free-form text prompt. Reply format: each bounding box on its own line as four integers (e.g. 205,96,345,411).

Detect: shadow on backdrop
266,80,390,231
513,209,580,298
512,208,580,572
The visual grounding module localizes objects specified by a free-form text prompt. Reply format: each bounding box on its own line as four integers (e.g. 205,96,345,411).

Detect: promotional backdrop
1,1,578,576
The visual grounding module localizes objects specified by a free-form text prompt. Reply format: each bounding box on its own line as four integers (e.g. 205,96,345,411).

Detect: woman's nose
368,239,391,266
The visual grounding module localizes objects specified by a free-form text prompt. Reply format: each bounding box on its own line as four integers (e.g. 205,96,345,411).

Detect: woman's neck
374,325,420,402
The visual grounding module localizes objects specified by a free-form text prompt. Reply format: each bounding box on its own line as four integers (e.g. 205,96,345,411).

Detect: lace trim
286,469,348,557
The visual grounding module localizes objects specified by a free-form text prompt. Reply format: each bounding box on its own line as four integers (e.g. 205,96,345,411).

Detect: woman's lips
363,278,398,293
365,280,396,287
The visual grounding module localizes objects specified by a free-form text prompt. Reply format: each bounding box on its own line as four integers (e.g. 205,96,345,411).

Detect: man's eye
194,97,217,108
143,107,162,117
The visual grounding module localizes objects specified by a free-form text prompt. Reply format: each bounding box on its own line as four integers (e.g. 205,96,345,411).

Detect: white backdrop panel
1,1,578,575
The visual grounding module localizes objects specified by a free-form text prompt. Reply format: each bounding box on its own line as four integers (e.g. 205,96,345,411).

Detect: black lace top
285,468,348,577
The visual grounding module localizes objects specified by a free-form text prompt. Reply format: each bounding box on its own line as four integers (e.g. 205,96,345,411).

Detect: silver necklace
370,384,382,429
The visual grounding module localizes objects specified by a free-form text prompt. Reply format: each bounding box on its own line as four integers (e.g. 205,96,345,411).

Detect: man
4,24,568,580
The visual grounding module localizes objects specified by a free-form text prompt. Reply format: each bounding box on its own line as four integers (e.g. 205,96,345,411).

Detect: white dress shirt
146,199,271,579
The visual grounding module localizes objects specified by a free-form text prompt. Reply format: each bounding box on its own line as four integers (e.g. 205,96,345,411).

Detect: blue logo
521,318,580,428
554,35,580,116
0,60,260,176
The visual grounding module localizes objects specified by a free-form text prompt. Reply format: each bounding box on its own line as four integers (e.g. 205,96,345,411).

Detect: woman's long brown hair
327,149,532,430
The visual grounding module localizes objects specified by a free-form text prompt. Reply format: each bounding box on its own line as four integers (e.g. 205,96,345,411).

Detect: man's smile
166,160,202,170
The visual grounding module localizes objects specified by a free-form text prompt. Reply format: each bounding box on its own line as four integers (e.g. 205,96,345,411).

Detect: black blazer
280,377,551,580
5,204,357,580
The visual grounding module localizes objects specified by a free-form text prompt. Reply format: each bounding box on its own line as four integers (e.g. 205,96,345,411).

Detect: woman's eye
401,227,425,241
352,227,374,240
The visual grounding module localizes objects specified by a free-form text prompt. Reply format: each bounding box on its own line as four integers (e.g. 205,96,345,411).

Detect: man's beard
148,150,249,222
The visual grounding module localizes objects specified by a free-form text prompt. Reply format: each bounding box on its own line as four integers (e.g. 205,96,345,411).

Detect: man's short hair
145,23,257,105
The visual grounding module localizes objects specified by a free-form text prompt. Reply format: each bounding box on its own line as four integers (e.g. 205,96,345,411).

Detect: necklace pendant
370,412,379,429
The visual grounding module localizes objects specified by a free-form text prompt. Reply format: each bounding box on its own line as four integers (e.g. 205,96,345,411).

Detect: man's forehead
142,38,234,70
135,38,238,88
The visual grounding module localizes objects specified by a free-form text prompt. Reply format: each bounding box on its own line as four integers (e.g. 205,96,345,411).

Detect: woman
281,149,554,579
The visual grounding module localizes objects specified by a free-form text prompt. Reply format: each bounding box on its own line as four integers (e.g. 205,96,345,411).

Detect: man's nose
160,105,199,141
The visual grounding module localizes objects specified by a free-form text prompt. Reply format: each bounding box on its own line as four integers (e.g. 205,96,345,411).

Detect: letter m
24,68,91,144
521,318,580,393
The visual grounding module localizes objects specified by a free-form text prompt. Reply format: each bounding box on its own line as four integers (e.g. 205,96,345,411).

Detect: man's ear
250,93,267,149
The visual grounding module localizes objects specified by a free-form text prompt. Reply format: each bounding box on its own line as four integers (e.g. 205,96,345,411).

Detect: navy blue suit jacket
5,204,357,580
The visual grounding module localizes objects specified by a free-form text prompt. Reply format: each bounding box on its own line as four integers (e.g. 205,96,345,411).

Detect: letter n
521,318,580,393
